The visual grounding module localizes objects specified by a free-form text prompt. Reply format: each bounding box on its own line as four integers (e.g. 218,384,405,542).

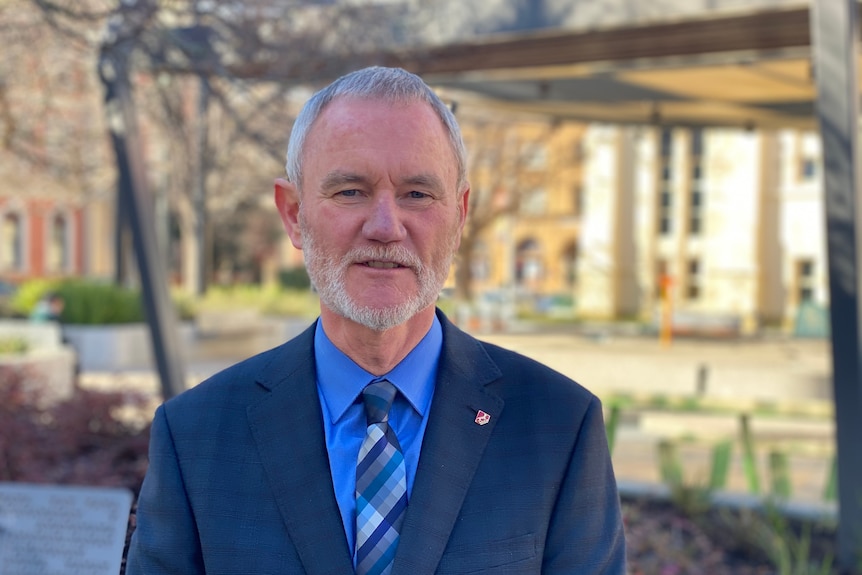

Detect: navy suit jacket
127,310,626,574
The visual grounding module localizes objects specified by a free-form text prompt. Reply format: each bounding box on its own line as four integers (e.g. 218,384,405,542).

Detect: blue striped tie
355,380,407,575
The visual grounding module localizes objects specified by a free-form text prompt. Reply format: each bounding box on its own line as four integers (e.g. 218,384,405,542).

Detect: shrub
0,365,150,490
11,278,195,325
57,280,146,324
277,267,311,290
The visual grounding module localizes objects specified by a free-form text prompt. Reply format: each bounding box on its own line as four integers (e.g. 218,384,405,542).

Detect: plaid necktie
355,380,408,575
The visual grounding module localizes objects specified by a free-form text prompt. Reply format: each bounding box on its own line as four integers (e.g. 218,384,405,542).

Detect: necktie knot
362,379,397,425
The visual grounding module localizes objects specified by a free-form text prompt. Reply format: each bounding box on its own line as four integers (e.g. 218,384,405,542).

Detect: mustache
345,245,423,271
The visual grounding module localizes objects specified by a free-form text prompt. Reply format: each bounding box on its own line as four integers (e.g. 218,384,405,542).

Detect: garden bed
0,368,839,574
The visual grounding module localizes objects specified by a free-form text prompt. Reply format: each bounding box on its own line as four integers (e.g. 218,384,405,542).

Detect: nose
362,194,406,243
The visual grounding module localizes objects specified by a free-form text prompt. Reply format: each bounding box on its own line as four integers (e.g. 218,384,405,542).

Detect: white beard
299,213,455,331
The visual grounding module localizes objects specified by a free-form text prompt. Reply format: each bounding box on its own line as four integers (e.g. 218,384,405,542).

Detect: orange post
659,274,674,347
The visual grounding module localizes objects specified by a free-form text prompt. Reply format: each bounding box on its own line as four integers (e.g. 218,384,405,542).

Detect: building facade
573,125,827,333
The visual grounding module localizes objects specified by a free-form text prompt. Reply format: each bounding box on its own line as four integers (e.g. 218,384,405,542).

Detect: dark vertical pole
811,0,862,571
99,35,186,400
114,173,129,286
193,76,209,295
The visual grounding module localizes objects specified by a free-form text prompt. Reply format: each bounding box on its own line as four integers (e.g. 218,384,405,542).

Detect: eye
407,191,429,199
338,189,360,197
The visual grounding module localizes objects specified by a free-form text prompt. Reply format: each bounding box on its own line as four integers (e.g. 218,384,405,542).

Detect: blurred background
0,1,851,573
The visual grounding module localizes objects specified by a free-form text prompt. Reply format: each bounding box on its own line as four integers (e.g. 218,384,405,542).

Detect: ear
453,184,470,250
274,178,303,250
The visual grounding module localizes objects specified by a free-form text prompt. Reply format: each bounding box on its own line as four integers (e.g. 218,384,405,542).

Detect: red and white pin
474,410,491,426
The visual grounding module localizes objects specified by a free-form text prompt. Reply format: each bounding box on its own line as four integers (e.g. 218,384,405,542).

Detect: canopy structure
379,5,835,130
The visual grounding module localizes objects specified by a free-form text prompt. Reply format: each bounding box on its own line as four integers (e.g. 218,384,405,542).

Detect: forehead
303,97,457,178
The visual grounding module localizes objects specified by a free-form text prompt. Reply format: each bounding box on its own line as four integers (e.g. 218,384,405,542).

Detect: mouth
362,260,405,269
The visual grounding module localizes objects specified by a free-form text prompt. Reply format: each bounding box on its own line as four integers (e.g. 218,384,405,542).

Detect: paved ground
79,319,837,512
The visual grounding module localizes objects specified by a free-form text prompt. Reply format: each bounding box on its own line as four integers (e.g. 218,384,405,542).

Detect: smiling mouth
360,260,409,270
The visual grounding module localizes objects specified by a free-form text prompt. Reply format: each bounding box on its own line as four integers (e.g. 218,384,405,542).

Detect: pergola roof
373,5,851,130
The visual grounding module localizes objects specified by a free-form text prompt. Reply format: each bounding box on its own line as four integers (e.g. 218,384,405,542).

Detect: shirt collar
314,316,442,424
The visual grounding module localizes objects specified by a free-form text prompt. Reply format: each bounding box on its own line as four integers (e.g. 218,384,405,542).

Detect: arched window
515,238,543,286
561,241,578,288
47,211,70,272
470,240,490,282
1,212,23,271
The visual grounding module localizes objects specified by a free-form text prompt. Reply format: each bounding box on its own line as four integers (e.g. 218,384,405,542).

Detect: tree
0,0,114,207
7,0,424,293
455,115,562,301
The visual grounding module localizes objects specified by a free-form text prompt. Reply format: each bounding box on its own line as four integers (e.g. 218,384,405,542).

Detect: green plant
714,505,836,575
604,404,620,455
12,278,196,324
709,440,734,490
58,280,145,324
0,336,28,354
170,289,198,322
277,267,311,290
769,450,793,500
740,413,762,495
9,278,59,317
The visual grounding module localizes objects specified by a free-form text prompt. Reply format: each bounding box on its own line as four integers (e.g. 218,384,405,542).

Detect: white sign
0,483,133,575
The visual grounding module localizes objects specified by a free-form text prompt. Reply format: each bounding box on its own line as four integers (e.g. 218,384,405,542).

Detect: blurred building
0,0,829,337
456,118,826,334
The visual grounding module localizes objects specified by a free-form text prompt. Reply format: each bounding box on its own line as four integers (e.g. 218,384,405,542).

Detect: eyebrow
401,174,445,191
320,171,368,190
320,171,446,192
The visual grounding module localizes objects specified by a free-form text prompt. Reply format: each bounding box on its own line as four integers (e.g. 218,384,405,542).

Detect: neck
319,306,436,376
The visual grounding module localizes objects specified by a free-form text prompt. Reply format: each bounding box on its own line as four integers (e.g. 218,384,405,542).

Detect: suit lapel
394,313,504,575
246,324,354,575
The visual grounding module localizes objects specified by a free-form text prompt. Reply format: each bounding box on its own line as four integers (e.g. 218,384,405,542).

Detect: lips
364,261,402,269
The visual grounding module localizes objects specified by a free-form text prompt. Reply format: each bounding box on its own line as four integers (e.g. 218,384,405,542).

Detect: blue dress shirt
314,317,441,556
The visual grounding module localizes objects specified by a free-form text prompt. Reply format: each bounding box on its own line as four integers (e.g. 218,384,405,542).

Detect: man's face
279,97,468,331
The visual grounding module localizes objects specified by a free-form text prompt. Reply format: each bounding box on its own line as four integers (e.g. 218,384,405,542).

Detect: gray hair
285,66,467,194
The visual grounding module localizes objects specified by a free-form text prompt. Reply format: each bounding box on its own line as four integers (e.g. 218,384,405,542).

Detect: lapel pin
474,410,491,426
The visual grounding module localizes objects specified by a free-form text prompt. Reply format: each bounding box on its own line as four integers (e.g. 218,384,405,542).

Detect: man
127,66,626,575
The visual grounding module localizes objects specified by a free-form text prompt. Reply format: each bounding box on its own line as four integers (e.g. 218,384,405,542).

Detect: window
796,259,815,303
562,242,578,288
658,188,673,235
686,258,702,300
470,242,490,282
573,140,586,163
689,129,705,236
800,157,818,181
689,189,704,235
658,129,675,236
660,128,673,158
572,184,584,217
522,142,548,170
690,128,704,156
522,188,548,216
48,213,70,272
1,212,23,271
515,238,543,285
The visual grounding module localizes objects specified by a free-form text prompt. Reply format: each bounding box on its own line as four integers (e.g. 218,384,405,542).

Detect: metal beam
99,7,186,401
811,0,862,571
